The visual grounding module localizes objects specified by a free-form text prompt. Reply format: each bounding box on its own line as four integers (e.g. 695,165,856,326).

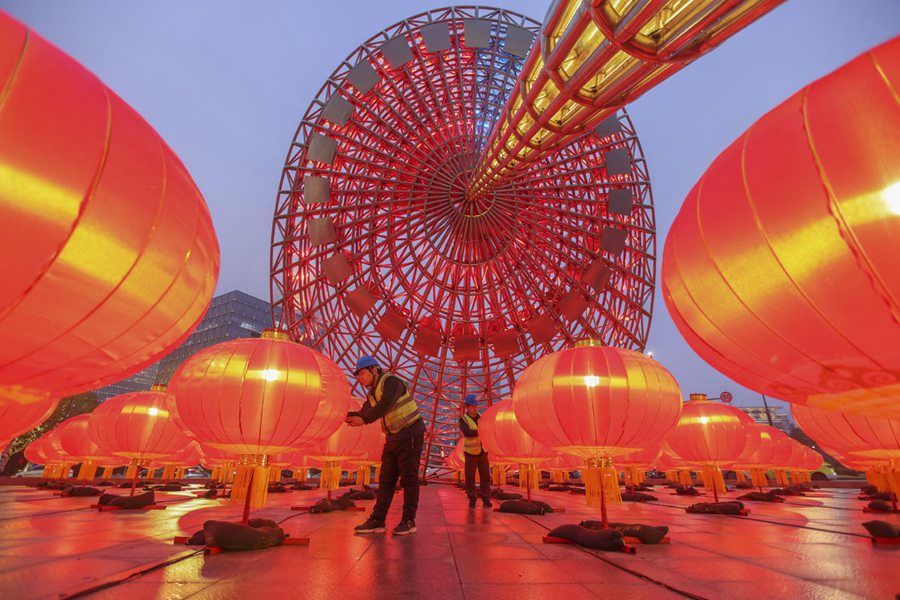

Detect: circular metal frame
271,6,656,476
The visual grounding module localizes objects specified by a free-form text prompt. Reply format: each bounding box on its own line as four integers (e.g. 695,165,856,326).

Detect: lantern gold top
150,384,167,392
574,339,603,348
261,329,290,340
688,393,708,402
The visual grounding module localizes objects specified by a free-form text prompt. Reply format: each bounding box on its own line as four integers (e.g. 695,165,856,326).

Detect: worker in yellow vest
346,356,425,535
460,394,492,508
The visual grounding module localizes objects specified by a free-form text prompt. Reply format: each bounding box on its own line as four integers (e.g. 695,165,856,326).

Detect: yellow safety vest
367,374,421,434
461,414,483,455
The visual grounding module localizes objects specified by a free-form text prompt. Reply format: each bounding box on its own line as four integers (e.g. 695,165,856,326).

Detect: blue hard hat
354,356,379,373
464,394,478,406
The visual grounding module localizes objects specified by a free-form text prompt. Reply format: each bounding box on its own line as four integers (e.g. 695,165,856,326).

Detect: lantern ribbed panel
512,346,682,457
662,38,900,417
57,415,116,464
0,397,57,446
0,14,219,407
168,335,348,456
88,390,193,462
539,453,582,471
479,399,556,463
665,396,757,465
306,399,383,462
616,443,662,468
793,404,900,460
24,435,60,465
735,424,779,468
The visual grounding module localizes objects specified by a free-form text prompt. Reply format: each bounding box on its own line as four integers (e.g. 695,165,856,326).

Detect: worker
346,356,425,535
459,393,492,508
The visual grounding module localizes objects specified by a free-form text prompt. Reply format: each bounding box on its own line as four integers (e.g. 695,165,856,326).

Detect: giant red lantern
662,38,900,418
513,341,682,520
479,399,555,494
0,396,57,447
305,397,383,492
168,330,348,510
0,13,219,408
665,393,758,499
793,404,900,460
56,415,121,480
25,432,71,479
793,403,899,498
88,387,194,471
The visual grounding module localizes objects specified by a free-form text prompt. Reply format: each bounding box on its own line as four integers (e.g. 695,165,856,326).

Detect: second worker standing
459,394,492,508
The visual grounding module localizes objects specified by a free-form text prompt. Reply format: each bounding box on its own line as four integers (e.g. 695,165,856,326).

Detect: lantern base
541,536,636,554
96,504,166,512
291,505,366,512
871,536,900,545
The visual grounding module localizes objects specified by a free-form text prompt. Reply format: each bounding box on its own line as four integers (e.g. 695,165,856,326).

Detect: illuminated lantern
25,432,72,479
88,386,194,493
168,330,348,513
793,404,900,460
0,397,57,447
444,437,467,483
616,443,662,489
794,403,900,499
346,420,385,486
513,341,682,523
199,444,236,485
479,399,555,497
152,442,202,480
305,397,382,493
540,453,581,484
665,394,758,501
56,415,119,481
0,14,219,408
662,37,900,418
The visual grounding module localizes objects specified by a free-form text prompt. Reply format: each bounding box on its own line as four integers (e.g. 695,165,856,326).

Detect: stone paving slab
0,481,897,599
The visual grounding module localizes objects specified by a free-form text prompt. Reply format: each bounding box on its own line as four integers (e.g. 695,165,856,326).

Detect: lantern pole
760,395,775,427
129,461,140,497
599,481,609,529
241,468,254,525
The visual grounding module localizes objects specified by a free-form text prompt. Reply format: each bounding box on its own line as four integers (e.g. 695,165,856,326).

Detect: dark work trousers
465,451,491,500
371,428,425,522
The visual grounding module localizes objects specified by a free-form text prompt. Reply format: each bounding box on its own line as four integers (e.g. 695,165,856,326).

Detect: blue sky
4,0,898,412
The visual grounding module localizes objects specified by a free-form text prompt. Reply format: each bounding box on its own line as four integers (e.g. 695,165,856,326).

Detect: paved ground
0,480,897,599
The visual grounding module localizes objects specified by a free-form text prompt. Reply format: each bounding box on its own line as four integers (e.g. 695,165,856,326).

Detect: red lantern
0,13,219,408
88,387,194,479
616,443,662,489
24,432,72,479
662,38,900,418
56,415,121,480
540,453,581,484
0,397,57,447
305,397,383,492
513,341,682,521
664,394,758,500
168,330,348,512
793,404,900,460
480,399,555,495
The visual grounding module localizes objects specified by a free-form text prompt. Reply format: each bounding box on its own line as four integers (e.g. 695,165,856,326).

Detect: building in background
93,290,278,397
737,406,792,432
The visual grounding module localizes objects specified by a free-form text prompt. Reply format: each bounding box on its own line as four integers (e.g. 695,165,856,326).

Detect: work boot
483,498,493,508
354,517,386,534
469,497,477,508
392,519,416,535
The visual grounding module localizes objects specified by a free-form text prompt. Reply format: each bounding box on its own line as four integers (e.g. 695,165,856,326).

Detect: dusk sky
4,0,898,413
